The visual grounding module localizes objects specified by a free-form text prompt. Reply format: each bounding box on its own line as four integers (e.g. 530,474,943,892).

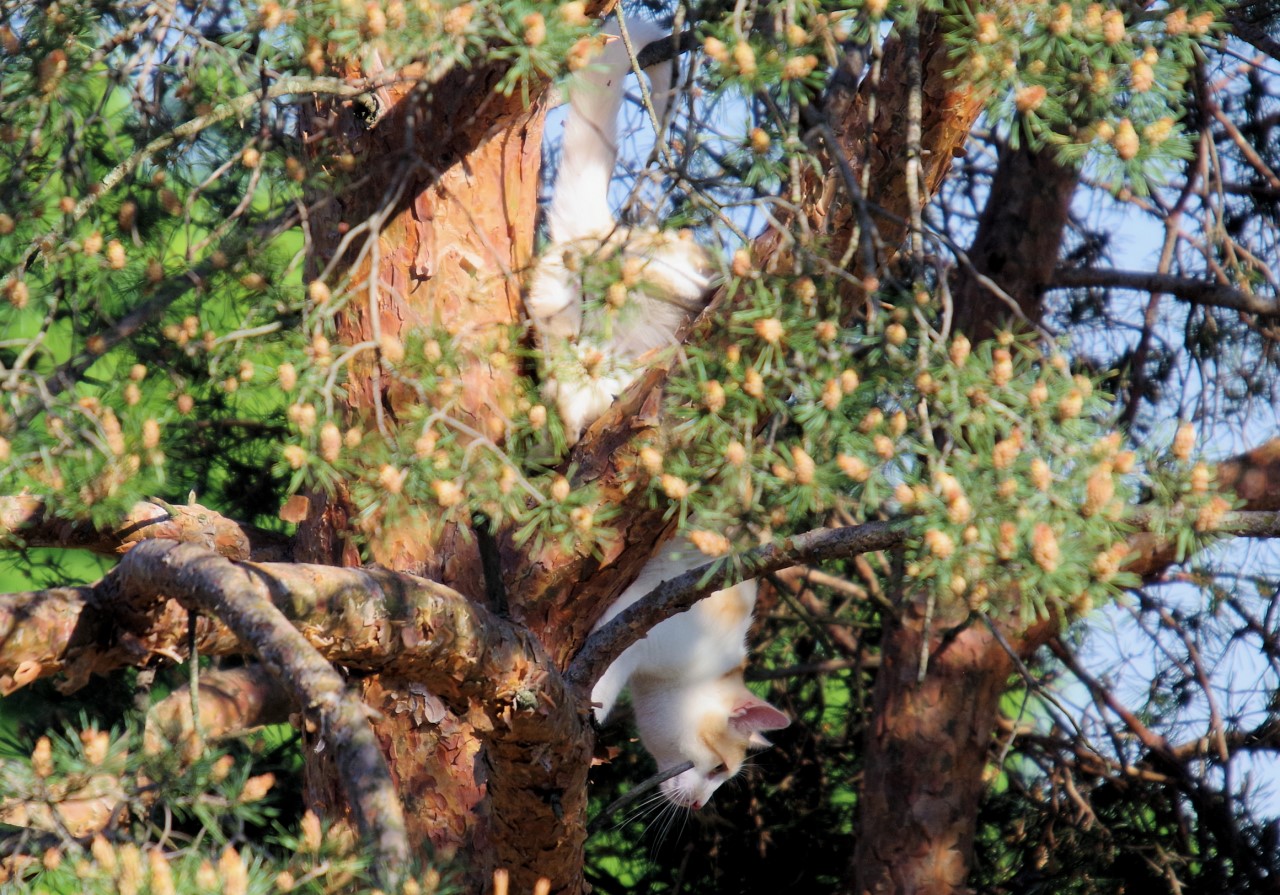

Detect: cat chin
659,766,725,811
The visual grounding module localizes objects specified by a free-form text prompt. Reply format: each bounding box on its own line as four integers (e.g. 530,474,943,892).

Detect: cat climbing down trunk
527,16,716,444
591,539,789,810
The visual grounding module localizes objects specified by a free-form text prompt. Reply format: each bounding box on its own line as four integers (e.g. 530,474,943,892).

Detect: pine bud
691,530,731,556
522,12,545,46
934,471,963,502
443,2,474,33
1056,389,1084,421
889,410,908,437
732,41,757,76
992,436,1020,470
319,423,341,462
822,379,842,411
744,368,765,398
559,2,589,26
1101,9,1126,44
815,320,838,342
837,453,870,482
78,727,109,765
660,474,689,499
1028,379,1049,409
1113,450,1136,474
142,418,161,450
282,445,307,469
991,348,1013,386
277,363,297,391
219,846,248,895
1082,462,1114,517
859,407,884,433
1112,118,1140,160
873,435,895,459
1049,3,1072,35
975,12,999,43
1015,85,1047,113
239,772,275,803
725,440,747,465
1190,462,1211,494
840,368,860,392
1031,522,1059,572
894,483,915,506
301,811,323,853
923,529,955,559
308,279,331,306
539,475,569,504
569,506,594,533
1172,421,1196,460
782,54,818,80
791,445,816,484
106,240,126,269
1030,457,1052,491
703,36,729,64
32,736,53,778
948,495,973,524
528,404,547,430
428,478,461,507
702,380,726,413
949,334,971,367
4,278,28,309
885,322,908,346
795,277,817,304
1194,496,1231,533
749,127,771,154
753,317,784,344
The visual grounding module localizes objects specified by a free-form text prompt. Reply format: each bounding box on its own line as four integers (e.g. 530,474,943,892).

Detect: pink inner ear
730,697,791,733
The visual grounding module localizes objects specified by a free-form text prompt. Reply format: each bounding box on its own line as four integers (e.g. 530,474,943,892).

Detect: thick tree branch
1050,267,1280,316
565,521,903,693
105,540,410,886
0,496,294,561
145,663,294,753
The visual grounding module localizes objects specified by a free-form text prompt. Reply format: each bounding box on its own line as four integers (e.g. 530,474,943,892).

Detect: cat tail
546,16,672,245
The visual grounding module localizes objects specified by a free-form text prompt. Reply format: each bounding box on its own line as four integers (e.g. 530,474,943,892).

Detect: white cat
528,17,715,444
591,539,790,810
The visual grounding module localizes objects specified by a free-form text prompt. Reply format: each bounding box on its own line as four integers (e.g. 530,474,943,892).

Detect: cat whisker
588,760,694,836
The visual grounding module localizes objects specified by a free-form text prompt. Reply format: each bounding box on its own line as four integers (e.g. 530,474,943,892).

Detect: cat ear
730,697,790,736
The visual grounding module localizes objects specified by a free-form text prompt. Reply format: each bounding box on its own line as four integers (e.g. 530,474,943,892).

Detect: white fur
591,540,789,809
528,17,715,444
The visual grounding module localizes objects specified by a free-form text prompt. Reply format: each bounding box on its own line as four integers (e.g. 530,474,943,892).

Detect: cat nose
691,799,703,810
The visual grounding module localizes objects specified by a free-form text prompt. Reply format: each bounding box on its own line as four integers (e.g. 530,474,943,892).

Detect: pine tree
2,1,1279,893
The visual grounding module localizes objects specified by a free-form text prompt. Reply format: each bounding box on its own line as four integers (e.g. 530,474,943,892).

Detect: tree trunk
852,142,1078,895
293,54,590,891
854,602,1047,895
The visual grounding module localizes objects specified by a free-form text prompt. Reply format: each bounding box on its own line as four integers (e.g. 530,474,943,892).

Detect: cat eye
710,763,727,775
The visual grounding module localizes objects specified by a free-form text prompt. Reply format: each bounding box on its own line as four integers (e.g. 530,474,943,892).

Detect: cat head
630,670,790,810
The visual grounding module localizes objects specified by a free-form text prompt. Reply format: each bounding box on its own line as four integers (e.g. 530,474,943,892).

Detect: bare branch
1050,267,1280,316
565,521,903,693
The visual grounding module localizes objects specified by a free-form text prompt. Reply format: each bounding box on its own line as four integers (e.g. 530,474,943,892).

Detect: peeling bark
854,604,1042,895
